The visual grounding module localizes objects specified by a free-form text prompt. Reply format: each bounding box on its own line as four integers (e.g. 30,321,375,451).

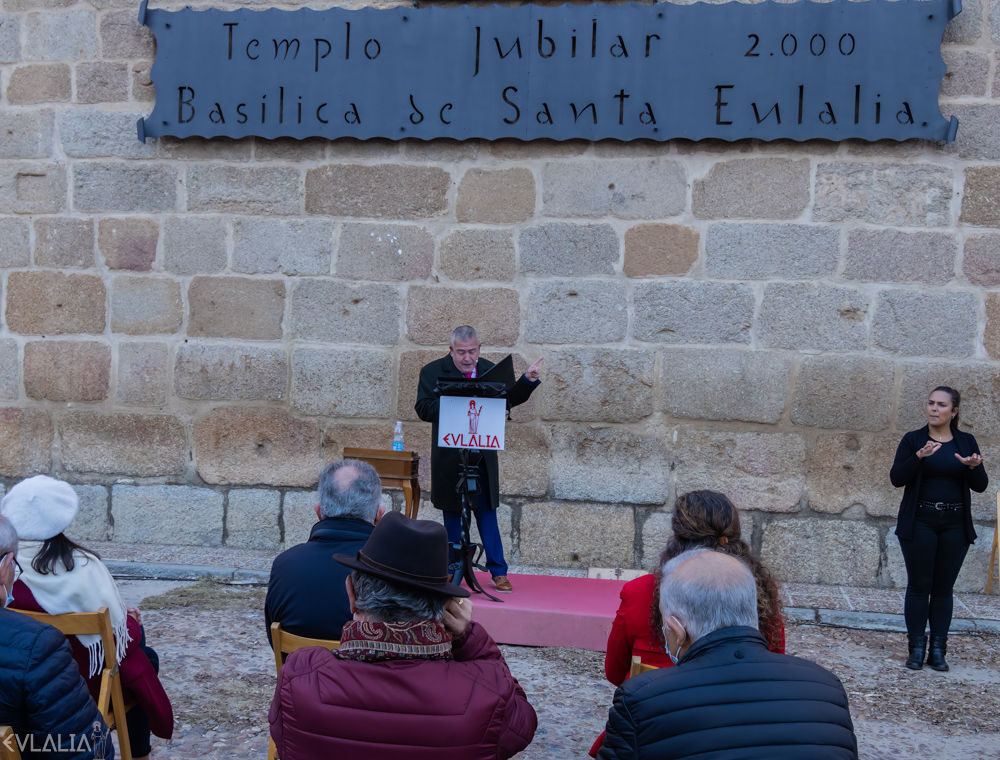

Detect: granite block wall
0,0,998,590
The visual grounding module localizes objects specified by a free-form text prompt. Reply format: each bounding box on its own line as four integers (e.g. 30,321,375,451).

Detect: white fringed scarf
16,540,131,678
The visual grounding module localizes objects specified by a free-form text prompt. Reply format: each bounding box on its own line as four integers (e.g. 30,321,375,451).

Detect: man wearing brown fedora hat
268,511,537,759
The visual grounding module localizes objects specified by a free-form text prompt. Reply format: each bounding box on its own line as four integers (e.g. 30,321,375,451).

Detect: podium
436,376,510,601
342,447,421,519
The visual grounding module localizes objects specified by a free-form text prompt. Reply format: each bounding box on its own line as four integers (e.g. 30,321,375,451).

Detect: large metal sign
137,0,959,143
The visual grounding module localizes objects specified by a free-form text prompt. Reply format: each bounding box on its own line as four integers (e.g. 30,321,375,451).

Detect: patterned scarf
335,620,453,663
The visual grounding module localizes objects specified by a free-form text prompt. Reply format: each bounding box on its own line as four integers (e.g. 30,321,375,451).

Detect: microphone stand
453,447,501,602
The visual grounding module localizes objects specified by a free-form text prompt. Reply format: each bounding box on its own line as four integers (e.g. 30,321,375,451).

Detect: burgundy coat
269,621,537,759
12,582,174,740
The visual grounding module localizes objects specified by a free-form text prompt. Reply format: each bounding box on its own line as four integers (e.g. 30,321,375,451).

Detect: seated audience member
599,550,858,760
0,515,115,760
264,459,386,644
592,490,784,756
608,490,784,681
269,511,537,759
2,476,173,760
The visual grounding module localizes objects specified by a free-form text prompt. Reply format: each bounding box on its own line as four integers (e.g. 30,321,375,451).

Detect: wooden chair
13,607,132,760
0,726,22,760
629,655,660,679
267,623,340,760
988,493,1000,595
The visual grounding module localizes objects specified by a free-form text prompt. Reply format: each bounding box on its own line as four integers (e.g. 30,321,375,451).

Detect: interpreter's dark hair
930,385,961,429
649,490,783,651
31,533,99,575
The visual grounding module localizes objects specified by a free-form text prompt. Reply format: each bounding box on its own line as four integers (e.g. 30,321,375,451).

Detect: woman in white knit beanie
2,475,174,759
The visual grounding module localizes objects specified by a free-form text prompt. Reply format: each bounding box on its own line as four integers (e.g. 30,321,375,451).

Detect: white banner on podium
438,396,506,450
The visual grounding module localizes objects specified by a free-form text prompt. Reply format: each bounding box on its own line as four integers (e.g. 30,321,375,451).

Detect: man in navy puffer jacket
599,549,858,760
0,516,114,760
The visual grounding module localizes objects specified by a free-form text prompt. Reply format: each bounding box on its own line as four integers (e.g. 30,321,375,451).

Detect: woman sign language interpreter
890,386,988,673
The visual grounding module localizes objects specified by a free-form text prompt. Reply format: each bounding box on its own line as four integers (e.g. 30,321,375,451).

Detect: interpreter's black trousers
898,507,970,637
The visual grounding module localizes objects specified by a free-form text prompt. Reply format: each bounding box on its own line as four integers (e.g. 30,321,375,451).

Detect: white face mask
663,616,685,665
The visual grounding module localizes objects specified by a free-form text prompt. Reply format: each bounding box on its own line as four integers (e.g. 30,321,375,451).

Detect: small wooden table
343,448,421,519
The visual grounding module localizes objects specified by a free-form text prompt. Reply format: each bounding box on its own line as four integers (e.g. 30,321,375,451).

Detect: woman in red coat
591,490,785,757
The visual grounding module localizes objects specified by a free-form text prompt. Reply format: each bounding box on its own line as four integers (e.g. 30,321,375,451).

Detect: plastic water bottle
392,421,404,451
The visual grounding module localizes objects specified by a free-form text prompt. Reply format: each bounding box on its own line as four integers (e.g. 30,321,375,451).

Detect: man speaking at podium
415,325,542,593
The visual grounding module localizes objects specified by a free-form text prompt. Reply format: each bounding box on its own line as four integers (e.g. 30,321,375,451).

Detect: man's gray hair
0,515,18,556
450,325,479,345
658,548,758,645
318,459,382,522
351,570,447,623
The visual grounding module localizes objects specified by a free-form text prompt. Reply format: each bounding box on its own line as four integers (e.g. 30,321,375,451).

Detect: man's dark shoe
492,575,513,593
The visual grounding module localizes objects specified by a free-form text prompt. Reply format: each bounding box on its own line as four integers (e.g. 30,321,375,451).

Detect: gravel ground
123,580,1000,759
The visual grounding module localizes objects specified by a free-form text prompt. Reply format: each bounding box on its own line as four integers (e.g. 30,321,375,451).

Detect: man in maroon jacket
268,511,537,759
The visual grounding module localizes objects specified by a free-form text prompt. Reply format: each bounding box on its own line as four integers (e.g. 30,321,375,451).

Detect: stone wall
0,0,999,590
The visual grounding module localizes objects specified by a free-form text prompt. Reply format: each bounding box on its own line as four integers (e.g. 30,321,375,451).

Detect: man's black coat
599,626,858,760
264,517,375,645
415,353,538,514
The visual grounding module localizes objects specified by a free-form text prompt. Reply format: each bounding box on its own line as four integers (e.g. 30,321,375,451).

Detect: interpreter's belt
917,501,963,511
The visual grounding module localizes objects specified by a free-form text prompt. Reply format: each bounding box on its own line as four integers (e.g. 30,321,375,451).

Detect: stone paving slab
782,582,1000,622
90,541,278,573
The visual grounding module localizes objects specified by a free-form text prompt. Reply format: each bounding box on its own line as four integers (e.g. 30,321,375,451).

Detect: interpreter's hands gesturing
956,452,984,469
443,597,472,637
525,356,543,383
916,441,941,459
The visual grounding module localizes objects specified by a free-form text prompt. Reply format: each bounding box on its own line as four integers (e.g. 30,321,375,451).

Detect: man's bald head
318,459,383,523
658,549,758,645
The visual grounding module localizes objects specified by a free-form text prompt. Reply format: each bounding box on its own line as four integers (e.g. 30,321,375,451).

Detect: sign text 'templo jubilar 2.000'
137,0,959,143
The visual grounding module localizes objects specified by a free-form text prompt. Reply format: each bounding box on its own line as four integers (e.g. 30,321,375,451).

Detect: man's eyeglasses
0,552,21,584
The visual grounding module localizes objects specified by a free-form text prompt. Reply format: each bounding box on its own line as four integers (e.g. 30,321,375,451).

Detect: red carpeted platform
467,571,626,651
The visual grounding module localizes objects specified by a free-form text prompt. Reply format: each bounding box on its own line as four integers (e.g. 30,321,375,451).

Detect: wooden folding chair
987,493,1000,595
0,726,22,760
267,623,340,760
13,607,132,760
629,655,660,679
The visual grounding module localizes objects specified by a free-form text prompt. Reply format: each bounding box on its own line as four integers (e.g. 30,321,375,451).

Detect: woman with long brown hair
645,490,785,658
589,490,784,757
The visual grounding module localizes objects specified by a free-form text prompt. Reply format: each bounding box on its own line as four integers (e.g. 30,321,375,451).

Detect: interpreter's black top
890,425,988,543
916,439,966,504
